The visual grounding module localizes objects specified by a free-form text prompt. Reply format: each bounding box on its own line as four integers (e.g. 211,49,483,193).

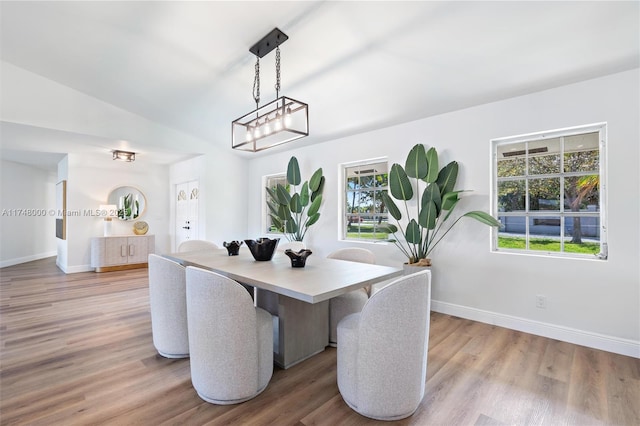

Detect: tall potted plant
266,156,325,242
380,143,502,266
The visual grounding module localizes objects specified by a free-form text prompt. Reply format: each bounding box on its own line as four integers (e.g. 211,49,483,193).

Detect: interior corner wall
246,69,640,357
0,160,57,267
63,153,170,273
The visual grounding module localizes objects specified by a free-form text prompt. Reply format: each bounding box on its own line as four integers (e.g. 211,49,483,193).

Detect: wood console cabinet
91,235,155,272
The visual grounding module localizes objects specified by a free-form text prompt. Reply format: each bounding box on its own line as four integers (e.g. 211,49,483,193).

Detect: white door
175,180,199,250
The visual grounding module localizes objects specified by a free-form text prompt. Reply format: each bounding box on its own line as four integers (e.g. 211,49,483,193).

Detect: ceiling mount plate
249,28,288,58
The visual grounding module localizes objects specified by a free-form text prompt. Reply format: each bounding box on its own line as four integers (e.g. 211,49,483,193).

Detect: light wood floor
1,257,638,425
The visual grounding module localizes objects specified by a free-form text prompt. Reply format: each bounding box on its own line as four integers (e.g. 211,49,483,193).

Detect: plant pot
403,258,431,275
244,238,279,261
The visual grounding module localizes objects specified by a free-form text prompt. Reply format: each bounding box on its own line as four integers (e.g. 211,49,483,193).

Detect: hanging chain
275,45,281,98
252,56,260,108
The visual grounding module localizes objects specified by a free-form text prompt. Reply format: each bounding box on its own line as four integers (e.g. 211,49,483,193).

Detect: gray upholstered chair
327,248,375,347
337,269,431,421
148,254,189,358
178,239,219,252
185,266,273,404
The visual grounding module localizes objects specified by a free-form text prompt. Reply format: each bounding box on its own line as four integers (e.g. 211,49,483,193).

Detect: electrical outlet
536,295,547,309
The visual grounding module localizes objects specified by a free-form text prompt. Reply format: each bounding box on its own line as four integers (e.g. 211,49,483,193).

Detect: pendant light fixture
232,28,309,152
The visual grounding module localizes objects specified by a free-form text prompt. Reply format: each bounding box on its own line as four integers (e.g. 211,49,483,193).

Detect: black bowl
244,238,280,261
223,240,243,256
284,249,313,268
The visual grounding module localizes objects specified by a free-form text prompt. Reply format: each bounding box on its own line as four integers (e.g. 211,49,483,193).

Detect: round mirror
107,186,146,221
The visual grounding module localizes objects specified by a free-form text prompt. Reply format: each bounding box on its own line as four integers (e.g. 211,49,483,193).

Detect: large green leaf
311,176,325,202
267,200,280,216
265,186,278,202
277,204,290,221
300,182,310,206
441,191,462,210
425,147,439,183
308,194,323,216
418,200,437,229
309,168,323,192
276,183,291,205
405,219,421,244
463,211,503,227
270,214,283,230
421,183,441,214
306,212,320,227
377,223,398,233
405,144,428,179
440,199,459,223
286,219,299,233
389,163,413,201
436,161,458,196
290,193,303,213
381,191,402,220
287,156,302,185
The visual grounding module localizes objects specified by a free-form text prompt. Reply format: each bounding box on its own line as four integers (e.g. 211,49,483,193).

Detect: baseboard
0,251,57,268
54,260,93,274
64,264,94,274
431,300,640,359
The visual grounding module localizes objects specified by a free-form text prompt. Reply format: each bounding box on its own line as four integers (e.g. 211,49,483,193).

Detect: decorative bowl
223,240,243,256
133,221,149,235
244,238,280,261
284,249,313,268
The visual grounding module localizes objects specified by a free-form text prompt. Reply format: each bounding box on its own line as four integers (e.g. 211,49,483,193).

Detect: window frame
490,123,608,260
339,158,390,243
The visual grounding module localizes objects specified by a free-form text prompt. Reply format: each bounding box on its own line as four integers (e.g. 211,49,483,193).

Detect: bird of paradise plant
380,143,503,265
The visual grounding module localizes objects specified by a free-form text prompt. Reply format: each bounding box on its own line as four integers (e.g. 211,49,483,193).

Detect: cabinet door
104,237,129,266
127,237,149,264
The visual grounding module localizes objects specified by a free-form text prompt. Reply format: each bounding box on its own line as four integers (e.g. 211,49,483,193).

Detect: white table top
164,247,402,303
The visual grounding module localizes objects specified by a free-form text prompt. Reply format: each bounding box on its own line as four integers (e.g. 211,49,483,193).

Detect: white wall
169,153,248,251
0,160,57,266
58,153,170,273
247,69,640,357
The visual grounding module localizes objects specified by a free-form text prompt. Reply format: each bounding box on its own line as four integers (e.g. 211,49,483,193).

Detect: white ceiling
1,1,638,170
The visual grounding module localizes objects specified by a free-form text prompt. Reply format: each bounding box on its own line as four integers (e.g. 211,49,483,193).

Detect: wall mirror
107,186,147,221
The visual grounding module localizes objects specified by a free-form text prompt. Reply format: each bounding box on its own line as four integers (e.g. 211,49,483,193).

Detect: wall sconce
113,150,135,162
232,28,309,152
98,204,117,236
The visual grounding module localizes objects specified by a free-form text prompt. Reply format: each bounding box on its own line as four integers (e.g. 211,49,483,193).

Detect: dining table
163,246,402,369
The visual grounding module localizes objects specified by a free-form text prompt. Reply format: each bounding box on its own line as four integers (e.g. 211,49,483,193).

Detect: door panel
175,180,199,250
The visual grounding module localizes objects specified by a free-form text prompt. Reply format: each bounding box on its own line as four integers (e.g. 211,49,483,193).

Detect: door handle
182,226,190,230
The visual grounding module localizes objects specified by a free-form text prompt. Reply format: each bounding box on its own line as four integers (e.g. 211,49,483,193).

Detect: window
264,173,287,234
491,123,607,259
342,160,390,241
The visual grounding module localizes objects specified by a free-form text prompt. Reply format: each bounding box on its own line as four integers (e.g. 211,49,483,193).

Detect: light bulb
245,126,253,141
264,117,272,135
253,121,261,139
284,106,292,127
274,111,283,131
